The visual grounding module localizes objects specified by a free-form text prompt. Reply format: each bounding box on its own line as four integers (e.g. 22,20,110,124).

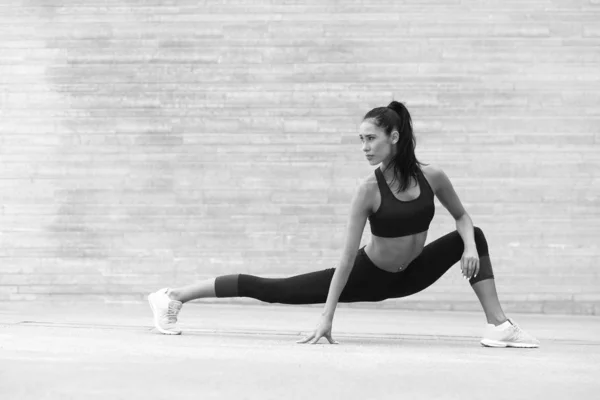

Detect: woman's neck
379,159,396,179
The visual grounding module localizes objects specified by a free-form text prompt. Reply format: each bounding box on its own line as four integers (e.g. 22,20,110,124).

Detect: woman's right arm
322,180,372,319
297,180,373,344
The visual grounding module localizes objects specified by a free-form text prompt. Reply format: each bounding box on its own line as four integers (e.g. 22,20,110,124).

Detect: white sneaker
480,318,540,348
148,288,183,335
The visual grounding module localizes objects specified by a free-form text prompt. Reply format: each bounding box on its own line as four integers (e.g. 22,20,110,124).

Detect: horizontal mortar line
0,18,589,22
2,85,600,88
1,81,597,85
0,20,594,25
5,61,600,65
0,15,594,19
0,8,589,12
0,38,588,43
0,108,597,113
0,36,597,39
2,44,600,49
3,89,600,93
2,115,600,118
8,40,560,46
4,85,600,88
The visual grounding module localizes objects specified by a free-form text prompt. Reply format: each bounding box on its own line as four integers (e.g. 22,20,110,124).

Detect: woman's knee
473,226,489,257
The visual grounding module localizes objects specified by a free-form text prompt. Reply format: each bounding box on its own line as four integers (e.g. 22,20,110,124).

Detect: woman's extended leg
169,278,216,303
149,247,394,334
167,269,336,305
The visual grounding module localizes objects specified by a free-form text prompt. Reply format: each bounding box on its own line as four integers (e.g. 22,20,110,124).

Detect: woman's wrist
321,309,335,320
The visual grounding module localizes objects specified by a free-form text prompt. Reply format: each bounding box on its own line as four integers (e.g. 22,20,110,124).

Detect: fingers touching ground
296,332,339,345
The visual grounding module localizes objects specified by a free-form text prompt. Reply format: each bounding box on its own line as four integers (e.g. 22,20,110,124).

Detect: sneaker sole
480,339,539,348
147,293,182,335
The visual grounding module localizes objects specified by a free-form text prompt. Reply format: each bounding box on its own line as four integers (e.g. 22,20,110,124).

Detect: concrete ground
1,302,599,400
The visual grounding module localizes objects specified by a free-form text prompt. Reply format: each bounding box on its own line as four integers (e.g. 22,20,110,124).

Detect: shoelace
509,322,530,340
166,303,180,324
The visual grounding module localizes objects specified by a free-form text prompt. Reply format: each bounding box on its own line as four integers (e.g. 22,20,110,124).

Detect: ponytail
386,101,411,136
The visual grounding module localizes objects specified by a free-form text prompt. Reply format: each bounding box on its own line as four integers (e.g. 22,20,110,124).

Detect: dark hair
362,101,428,193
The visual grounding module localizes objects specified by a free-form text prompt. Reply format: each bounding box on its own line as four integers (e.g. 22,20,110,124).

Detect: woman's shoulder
420,164,444,193
359,170,379,191
421,164,437,178
351,171,379,203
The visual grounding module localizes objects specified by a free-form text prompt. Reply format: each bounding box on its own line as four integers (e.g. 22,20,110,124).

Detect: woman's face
359,120,398,166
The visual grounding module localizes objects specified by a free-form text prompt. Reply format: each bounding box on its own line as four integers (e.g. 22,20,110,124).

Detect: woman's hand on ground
297,315,339,345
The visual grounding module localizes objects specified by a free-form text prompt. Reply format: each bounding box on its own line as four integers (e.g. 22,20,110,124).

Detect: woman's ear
390,130,399,145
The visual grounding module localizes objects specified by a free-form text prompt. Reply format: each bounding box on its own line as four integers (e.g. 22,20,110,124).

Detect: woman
148,101,539,348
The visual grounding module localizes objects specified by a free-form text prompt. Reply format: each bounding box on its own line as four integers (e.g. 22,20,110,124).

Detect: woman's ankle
488,316,508,326
167,288,183,302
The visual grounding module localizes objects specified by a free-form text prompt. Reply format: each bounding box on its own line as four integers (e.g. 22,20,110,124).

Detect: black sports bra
368,167,435,238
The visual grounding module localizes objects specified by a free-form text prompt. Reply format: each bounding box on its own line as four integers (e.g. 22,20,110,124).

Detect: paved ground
1,302,599,400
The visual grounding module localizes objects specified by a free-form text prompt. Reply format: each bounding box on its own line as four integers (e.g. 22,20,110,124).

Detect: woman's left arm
428,166,479,278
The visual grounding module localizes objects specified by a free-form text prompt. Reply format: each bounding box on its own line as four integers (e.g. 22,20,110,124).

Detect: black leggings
214,227,494,304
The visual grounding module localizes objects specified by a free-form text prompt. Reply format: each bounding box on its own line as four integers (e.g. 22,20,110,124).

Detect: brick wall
1,0,599,314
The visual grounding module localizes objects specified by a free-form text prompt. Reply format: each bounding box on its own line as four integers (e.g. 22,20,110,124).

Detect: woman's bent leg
387,226,495,299
387,226,511,325
471,279,507,325
407,226,506,325
384,226,508,325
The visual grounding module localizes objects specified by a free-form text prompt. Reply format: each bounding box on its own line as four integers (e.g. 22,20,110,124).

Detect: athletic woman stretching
148,101,539,348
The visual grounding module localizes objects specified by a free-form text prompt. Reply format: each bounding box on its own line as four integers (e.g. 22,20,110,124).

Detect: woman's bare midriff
360,165,436,273
364,230,428,273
